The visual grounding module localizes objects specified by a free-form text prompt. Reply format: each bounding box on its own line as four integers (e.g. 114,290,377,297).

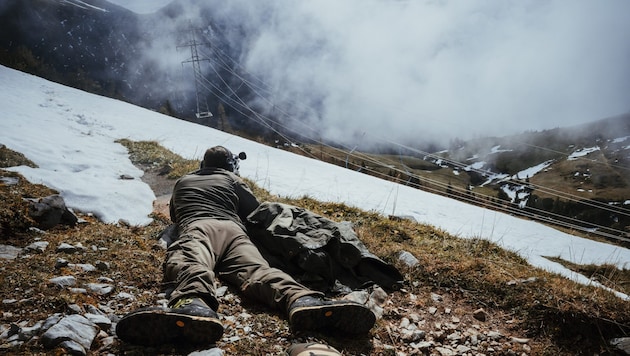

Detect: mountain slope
438,115,630,241
0,64,629,354
0,0,250,123
2,144,630,355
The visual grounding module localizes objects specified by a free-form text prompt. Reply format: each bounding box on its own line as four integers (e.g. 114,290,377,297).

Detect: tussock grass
0,144,37,168
116,139,198,179
546,256,630,296
0,169,57,236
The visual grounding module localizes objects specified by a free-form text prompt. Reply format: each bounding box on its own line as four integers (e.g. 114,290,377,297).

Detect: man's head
201,146,246,174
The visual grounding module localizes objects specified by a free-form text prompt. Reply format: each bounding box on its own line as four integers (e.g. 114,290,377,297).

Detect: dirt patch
137,164,174,218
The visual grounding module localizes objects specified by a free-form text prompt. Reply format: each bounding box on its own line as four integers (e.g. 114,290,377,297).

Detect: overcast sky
116,0,630,147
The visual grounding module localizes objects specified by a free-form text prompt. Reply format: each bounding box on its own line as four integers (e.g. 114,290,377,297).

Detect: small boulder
40,314,99,355
610,337,630,354
26,195,78,230
49,275,77,288
0,245,22,260
398,250,419,267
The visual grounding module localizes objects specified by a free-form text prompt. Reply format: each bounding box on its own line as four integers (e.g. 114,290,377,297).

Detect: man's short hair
202,146,234,171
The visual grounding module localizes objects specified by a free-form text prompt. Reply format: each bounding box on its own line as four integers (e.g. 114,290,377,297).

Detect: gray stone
402,329,426,342
57,243,77,253
67,304,84,314
55,258,69,269
17,321,43,341
215,286,228,297
59,340,87,356
95,261,110,271
410,341,434,350
435,346,455,356
69,263,96,272
487,330,503,340
97,276,114,283
446,331,461,341
343,290,370,304
42,314,63,330
610,337,630,354
85,283,114,296
115,292,135,301
511,337,530,344
41,314,98,355
49,276,77,288
24,241,49,253
0,324,20,340
188,348,225,356
26,195,78,229
0,176,19,185
455,345,471,354
473,308,487,322
84,313,112,331
0,245,22,260
398,250,419,267
97,335,115,353
85,305,105,316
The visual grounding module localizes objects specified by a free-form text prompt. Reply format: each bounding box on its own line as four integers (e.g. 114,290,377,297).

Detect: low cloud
136,0,630,147
237,0,630,147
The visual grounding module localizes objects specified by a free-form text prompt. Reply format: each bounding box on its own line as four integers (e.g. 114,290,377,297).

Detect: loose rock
41,314,99,355
49,275,77,288
0,245,22,260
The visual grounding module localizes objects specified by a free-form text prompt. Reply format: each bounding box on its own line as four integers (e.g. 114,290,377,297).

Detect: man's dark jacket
169,168,259,231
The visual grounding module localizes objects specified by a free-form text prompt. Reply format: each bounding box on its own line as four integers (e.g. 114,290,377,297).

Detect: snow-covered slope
1,65,628,299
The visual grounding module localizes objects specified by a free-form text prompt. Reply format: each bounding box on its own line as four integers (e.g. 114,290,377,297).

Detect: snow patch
568,146,600,160
513,160,553,179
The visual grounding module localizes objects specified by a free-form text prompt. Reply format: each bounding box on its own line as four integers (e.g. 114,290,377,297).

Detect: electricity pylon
179,24,212,120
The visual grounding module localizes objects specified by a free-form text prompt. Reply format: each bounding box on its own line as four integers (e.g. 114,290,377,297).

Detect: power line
179,32,630,242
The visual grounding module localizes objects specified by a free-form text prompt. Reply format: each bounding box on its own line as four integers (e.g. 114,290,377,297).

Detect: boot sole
289,303,376,335
116,308,224,346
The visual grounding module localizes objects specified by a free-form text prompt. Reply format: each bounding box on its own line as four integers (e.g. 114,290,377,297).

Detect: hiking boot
115,297,223,346
288,296,376,335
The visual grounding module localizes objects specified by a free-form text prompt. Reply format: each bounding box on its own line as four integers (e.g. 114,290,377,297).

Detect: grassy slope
1,142,629,355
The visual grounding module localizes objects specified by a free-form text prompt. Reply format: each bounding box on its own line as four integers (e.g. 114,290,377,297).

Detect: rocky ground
1,163,628,355
0,241,539,356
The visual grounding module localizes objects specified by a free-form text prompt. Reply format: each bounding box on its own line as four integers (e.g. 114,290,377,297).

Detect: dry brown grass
0,145,37,169
116,139,198,179
1,142,629,355
531,150,630,202
545,256,630,296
